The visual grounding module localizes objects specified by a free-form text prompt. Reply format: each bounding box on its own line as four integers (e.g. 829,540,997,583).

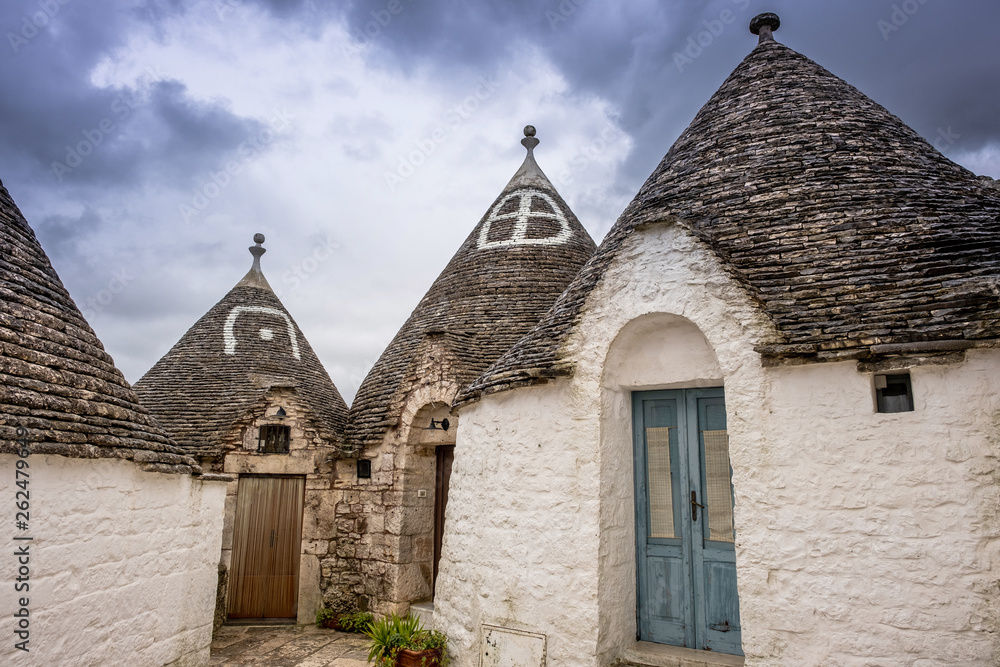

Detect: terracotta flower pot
396,648,440,667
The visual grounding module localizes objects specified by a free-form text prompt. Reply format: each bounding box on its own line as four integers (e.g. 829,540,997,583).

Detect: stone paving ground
211,624,371,666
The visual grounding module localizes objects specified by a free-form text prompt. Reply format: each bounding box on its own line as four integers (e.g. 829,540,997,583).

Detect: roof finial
522,125,539,152
749,12,780,43
249,233,266,273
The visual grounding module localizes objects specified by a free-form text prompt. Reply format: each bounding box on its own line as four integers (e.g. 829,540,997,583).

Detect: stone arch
406,401,457,447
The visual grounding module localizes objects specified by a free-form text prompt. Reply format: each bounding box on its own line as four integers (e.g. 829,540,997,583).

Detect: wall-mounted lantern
425,418,450,431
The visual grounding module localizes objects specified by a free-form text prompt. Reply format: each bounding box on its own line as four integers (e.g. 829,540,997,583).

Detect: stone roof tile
345,128,597,447
463,28,1000,402
134,236,348,456
0,179,197,472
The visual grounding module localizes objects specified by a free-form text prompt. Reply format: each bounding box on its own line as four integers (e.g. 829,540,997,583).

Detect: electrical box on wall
481,625,546,667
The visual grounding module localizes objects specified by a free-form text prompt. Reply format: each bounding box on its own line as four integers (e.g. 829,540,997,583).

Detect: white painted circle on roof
477,188,572,249
259,328,274,340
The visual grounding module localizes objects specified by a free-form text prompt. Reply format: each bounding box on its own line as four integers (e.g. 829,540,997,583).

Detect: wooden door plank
228,476,304,620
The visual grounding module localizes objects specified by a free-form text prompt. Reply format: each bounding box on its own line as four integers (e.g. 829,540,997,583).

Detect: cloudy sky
2,0,998,402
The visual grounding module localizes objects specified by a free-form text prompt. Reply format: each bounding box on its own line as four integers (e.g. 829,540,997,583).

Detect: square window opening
875,373,914,413
357,459,372,479
259,424,291,453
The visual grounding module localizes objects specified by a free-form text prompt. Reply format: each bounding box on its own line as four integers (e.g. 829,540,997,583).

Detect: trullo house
134,235,350,627
433,14,1000,667
340,127,596,619
0,179,229,666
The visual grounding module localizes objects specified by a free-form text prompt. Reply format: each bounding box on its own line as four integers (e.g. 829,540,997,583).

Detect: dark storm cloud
38,79,267,188
326,0,1000,181
0,0,268,188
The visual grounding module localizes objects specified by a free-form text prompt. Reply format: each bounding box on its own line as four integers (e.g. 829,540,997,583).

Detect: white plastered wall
436,220,1000,666
744,354,1000,665
434,382,603,666
0,455,227,666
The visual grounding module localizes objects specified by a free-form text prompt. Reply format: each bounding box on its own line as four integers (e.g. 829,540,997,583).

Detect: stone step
618,642,744,667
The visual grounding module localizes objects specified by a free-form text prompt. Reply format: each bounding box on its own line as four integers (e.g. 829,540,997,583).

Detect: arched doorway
404,402,457,614
602,313,742,655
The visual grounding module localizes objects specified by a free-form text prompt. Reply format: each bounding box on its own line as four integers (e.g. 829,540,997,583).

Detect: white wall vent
481,625,546,667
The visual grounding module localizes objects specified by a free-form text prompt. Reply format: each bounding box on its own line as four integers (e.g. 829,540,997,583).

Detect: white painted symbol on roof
224,306,301,360
477,188,572,249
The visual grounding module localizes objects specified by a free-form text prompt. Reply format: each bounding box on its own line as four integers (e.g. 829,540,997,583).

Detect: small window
357,459,372,479
258,424,290,453
875,373,914,413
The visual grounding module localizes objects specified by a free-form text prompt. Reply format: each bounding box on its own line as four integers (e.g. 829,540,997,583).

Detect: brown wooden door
433,445,455,596
228,476,304,619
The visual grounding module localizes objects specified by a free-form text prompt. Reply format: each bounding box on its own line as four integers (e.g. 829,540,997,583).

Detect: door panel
634,389,742,655
433,445,455,597
704,561,740,635
646,557,686,623
228,476,304,619
694,395,742,653
636,397,691,647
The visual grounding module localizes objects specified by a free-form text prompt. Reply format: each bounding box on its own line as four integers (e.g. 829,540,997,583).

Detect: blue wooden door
633,388,742,655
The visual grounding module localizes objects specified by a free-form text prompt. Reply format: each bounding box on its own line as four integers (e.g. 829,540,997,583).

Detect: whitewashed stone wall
0,455,227,666
435,221,1000,665
748,353,1000,665
434,384,603,665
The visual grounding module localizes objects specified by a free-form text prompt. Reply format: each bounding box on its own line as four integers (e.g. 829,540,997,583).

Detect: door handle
690,491,705,521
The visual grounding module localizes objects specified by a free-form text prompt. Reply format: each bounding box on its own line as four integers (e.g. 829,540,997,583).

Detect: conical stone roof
346,127,597,448
134,235,349,456
0,179,197,472
464,16,1000,402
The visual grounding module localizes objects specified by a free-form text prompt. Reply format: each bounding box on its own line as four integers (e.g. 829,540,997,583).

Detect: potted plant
316,607,373,632
364,613,449,667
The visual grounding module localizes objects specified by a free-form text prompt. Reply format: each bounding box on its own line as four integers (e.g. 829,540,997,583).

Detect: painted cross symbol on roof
477,188,572,250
